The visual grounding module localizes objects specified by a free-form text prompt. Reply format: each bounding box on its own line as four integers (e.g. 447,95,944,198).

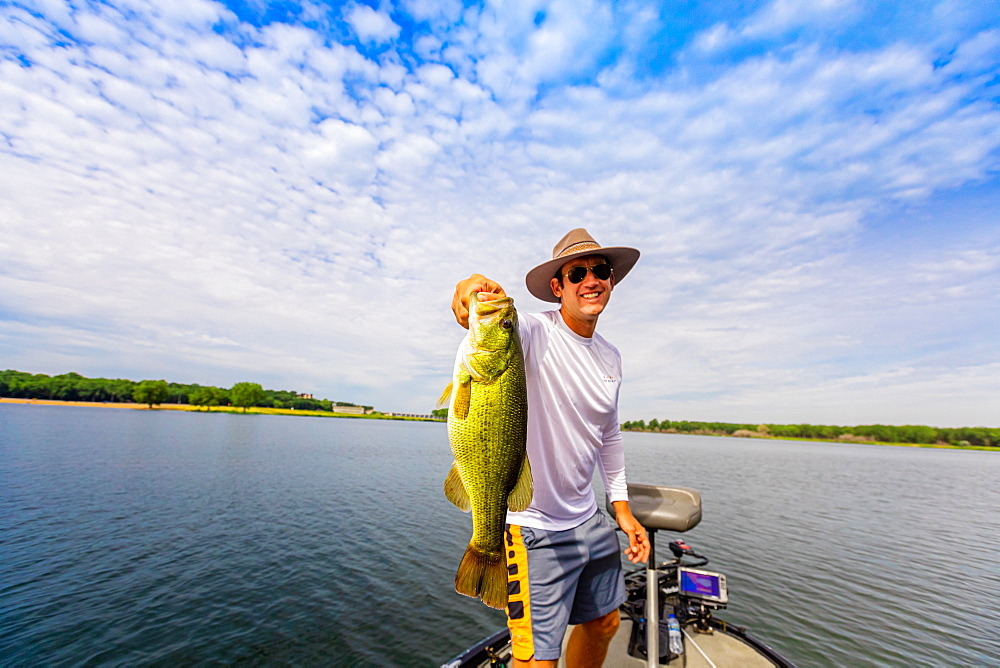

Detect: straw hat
525,228,640,303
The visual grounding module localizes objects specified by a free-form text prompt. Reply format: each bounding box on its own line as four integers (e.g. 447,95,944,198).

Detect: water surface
1,404,997,666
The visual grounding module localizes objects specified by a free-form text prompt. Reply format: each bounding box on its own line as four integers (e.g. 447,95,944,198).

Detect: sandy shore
0,398,192,410
0,398,431,421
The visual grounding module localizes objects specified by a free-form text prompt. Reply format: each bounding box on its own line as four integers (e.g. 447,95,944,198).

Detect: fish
439,292,531,610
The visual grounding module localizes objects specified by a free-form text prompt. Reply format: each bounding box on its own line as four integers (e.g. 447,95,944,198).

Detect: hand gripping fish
440,293,531,610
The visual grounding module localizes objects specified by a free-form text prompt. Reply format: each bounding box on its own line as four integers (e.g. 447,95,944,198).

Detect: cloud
466,0,617,101
344,3,401,44
693,0,859,52
402,0,464,26
741,0,858,39
302,118,379,187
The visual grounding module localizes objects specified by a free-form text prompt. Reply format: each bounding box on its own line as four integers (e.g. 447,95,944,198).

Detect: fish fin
436,382,453,409
452,378,471,420
444,462,471,512
454,544,508,610
507,456,533,512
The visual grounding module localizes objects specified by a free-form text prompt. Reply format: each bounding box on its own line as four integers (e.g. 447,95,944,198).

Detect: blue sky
1,0,998,427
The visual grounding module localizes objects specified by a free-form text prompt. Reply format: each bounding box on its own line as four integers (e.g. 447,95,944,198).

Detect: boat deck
559,618,781,667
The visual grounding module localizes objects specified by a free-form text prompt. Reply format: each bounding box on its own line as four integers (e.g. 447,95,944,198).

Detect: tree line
0,370,371,413
620,418,998,448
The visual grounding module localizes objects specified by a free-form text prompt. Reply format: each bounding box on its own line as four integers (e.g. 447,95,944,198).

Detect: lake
1,404,997,666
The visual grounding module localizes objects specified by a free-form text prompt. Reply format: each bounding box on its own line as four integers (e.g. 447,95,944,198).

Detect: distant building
296,393,314,400
385,412,442,420
333,405,370,415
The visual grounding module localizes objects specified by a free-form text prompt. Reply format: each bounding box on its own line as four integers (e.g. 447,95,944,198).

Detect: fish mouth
474,291,512,305
473,292,514,318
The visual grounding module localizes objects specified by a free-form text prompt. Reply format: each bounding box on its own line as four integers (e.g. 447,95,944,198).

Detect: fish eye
500,318,512,330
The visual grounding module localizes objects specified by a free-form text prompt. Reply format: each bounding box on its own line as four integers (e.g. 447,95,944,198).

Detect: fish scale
442,293,531,610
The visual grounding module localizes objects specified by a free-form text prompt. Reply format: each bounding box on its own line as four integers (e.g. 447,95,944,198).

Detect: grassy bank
0,398,442,422
623,427,995,451
189,405,439,421
623,418,997,449
4,399,989,445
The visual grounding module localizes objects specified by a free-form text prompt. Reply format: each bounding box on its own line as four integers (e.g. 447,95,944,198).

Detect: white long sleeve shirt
506,310,630,531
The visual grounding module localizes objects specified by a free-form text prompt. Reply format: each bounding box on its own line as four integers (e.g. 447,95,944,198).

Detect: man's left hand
612,500,650,564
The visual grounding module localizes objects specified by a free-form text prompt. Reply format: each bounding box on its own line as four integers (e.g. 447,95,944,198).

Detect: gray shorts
505,510,626,661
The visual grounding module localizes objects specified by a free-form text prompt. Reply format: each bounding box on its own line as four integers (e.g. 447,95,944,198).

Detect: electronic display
678,568,728,604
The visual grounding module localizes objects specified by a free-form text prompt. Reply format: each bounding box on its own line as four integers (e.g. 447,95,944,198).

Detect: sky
1,0,998,428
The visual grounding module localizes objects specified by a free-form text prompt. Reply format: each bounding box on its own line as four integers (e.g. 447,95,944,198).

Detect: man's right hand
452,274,506,329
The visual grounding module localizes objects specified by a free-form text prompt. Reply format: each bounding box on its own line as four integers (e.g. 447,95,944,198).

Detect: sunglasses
563,263,613,284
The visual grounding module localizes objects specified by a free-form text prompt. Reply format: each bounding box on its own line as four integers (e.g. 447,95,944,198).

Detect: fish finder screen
678,568,727,603
681,571,719,597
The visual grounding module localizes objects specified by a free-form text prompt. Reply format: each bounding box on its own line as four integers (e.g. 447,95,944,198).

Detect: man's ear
550,277,562,299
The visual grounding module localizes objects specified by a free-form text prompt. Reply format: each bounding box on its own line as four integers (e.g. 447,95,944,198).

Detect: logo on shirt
602,375,618,384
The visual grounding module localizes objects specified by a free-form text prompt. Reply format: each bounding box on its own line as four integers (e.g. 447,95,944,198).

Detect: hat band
556,241,601,258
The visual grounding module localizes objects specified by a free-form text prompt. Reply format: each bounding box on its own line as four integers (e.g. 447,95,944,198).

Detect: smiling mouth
581,291,601,299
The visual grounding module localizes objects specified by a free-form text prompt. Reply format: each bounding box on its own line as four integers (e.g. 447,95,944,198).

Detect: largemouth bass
440,292,531,610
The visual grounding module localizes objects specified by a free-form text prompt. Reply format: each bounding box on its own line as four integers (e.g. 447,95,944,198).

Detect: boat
442,483,795,667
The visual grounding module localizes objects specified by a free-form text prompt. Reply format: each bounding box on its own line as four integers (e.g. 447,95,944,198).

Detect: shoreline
623,428,995,451
0,398,442,422
1,397,182,410
4,399,991,449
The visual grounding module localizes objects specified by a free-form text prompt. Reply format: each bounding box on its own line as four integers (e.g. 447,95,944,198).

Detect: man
452,228,650,667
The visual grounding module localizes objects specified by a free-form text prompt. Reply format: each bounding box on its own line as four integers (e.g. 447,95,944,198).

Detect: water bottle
667,614,684,656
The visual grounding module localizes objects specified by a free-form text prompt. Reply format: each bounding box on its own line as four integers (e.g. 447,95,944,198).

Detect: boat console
443,482,795,668
608,484,717,667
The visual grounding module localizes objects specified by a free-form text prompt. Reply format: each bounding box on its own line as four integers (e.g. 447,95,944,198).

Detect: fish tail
454,544,508,610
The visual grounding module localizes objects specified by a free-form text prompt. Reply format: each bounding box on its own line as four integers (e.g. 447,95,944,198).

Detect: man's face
549,254,613,324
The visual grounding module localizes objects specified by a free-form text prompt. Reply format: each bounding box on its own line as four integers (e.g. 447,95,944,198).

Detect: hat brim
525,246,640,303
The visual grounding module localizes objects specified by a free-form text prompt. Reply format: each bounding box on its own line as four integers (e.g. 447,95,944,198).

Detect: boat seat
606,483,702,532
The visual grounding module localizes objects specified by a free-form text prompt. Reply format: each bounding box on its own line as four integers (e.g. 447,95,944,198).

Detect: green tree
189,387,210,408
133,380,169,408
230,382,266,412
190,387,227,410
432,408,447,419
